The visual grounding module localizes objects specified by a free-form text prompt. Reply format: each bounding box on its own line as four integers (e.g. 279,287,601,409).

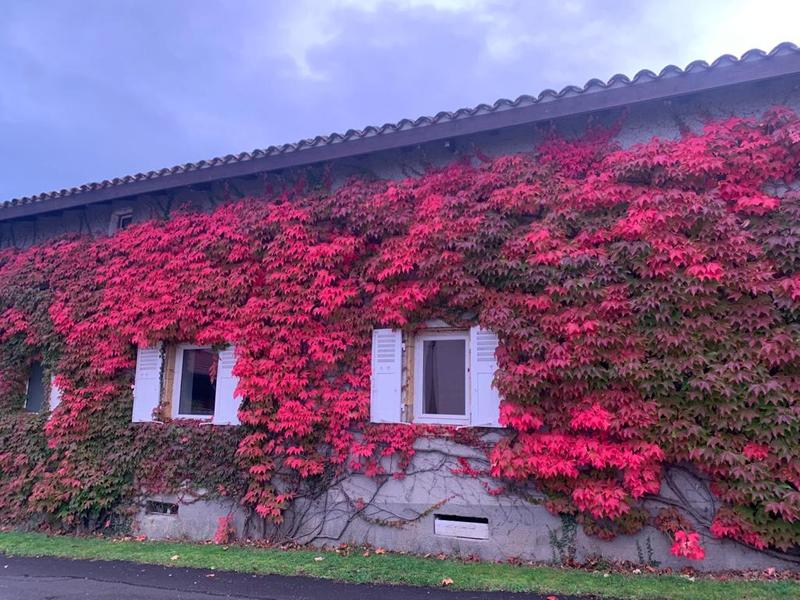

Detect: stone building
4,43,800,571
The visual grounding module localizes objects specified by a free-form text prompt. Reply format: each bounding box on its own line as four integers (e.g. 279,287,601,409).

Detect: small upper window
109,209,133,234
117,212,133,230
24,361,46,413
174,346,218,417
414,331,470,425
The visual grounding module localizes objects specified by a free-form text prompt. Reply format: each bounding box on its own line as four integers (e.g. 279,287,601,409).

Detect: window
434,514,490,540
131,343,241,425
414,331,469,425
370,325,503,427
109,209,133,234
173,346,218,418
24,361,45,413
117,212,133,230
145,500,179,515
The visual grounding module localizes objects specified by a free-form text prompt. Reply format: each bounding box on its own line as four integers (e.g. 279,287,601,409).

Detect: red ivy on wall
0,108,799,555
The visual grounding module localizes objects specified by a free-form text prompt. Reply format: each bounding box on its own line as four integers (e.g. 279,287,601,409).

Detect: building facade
2,44,800,571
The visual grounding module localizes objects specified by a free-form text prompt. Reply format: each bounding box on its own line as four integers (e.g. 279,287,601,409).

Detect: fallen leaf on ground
441,577,454,586
375,547,386,555
314,556,325,562
170,555,179,561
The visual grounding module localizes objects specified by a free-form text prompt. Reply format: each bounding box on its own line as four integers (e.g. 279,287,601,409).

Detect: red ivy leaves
670,530,706,561
0,108,799,554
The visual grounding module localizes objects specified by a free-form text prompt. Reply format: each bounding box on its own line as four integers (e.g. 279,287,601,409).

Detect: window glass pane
25,362,45,413
178,349,217,416
422,339,466,416
117,214,133,230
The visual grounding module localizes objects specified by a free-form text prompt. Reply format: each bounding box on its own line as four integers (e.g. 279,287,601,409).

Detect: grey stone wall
137,493,245,542
135,436,799,571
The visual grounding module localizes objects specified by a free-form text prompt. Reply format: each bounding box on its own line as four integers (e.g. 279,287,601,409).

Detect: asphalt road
0,554,589,600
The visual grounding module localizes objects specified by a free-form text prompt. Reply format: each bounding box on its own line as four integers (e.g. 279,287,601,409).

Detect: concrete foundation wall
135,437,800,571
136,492,247,542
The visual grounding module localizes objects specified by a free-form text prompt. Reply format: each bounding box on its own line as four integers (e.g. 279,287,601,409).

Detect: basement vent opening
434,514,489,540
145,500,179,516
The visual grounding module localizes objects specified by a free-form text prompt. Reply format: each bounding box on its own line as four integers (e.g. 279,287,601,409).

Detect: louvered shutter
469,327,502,428
213,346,241,425
370,329,403,423
49,376,62,412
132,345,163,423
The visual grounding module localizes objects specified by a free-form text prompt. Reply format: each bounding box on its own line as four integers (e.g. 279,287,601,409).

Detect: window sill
173,414,214,421
412,416,471,427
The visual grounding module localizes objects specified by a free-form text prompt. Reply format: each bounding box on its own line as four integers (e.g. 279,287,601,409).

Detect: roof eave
3,48,800,222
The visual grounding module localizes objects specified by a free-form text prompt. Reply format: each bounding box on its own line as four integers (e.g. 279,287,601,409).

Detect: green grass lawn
0,531,797,600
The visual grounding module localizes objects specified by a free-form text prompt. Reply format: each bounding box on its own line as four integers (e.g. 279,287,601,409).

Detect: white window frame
413,330,470,426
172,344,217,420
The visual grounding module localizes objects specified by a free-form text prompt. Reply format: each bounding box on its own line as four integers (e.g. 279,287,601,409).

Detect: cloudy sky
0,0,797,200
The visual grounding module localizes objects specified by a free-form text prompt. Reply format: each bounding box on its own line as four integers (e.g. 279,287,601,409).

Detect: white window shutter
213,346,241,425
470,327,503,428
132,345,163,423
370,329,403,423
49,376,62,412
